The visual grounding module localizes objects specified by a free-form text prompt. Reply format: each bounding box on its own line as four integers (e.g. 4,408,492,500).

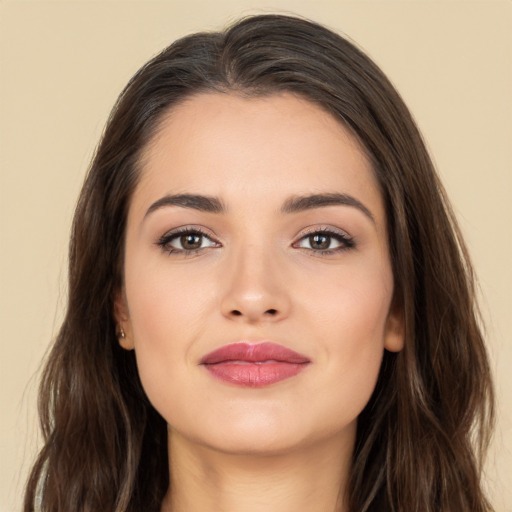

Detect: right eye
156,228,219,255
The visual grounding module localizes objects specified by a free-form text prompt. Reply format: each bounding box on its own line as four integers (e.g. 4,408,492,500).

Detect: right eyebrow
144,194,225,219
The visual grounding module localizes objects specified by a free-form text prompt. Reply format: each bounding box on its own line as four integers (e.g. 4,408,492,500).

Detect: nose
220,244,291,323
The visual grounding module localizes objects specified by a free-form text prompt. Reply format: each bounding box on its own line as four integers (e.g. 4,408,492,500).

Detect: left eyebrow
281,193,375,223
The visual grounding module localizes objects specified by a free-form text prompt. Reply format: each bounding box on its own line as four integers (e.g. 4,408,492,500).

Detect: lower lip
203,361,308,387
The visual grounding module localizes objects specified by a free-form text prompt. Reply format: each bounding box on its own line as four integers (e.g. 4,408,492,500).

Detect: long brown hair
24,14,494,512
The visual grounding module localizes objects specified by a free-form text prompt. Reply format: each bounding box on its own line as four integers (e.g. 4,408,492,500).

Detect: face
116,92,403,456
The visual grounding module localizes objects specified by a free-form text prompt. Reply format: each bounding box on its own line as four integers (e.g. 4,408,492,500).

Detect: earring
117,327,126,339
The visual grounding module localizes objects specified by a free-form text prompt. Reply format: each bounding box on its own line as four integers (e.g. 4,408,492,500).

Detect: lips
200,342,310,387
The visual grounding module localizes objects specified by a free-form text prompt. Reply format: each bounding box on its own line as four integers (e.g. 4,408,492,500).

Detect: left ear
384,298,405,352
113,288,135,351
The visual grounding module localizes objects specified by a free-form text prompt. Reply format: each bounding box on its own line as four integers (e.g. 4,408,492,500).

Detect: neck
161,429,354,512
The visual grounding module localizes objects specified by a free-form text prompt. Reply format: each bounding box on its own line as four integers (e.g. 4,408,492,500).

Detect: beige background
0,1,510,511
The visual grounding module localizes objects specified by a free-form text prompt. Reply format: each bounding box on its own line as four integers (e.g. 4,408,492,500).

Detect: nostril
266,309,277,315
231,310,243,316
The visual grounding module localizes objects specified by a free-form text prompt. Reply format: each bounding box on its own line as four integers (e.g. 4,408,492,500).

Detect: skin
115,92,404,512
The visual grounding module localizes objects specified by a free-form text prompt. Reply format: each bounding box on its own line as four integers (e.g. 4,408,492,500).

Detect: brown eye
180,233,203,250
294,229,354,253
309,234,331,250
157,229,219,254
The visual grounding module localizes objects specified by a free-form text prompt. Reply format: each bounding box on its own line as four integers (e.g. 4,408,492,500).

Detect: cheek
125,254,217,341
123,256,222,420
306,260,393,347
302,264,393,412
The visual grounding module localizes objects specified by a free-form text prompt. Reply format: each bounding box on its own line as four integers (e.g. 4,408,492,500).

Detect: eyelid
155,225,221,255
294,224,353,241
292,225,355,254
154,224,354,256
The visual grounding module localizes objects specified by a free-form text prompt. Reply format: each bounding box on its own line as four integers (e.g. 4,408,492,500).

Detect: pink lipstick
200,342,310,387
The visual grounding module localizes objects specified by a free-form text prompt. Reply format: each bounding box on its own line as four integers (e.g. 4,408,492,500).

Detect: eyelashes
291,227,355,254
156,227,220,256
155,226,355,257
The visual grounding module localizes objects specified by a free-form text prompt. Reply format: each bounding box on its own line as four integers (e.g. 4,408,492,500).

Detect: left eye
158,230,218,253
295,231,353,251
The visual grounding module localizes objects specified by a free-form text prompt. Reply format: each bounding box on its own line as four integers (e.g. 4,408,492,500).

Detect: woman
23,14,494,512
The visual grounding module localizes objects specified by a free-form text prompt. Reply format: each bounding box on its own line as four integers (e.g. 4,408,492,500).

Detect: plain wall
1,1,510,511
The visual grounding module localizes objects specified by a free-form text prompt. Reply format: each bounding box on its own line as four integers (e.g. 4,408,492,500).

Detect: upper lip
199,342,310,365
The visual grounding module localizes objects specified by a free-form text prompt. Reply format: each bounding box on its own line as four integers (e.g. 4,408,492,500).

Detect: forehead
133,92,384,221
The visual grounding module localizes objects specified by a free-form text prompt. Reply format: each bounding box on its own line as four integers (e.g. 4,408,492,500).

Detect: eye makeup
155,226,221,256
155,223,355,258
292,226,355,256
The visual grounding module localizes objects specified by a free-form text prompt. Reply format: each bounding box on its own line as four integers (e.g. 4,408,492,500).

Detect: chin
196,433,310,458
172,409,355,459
